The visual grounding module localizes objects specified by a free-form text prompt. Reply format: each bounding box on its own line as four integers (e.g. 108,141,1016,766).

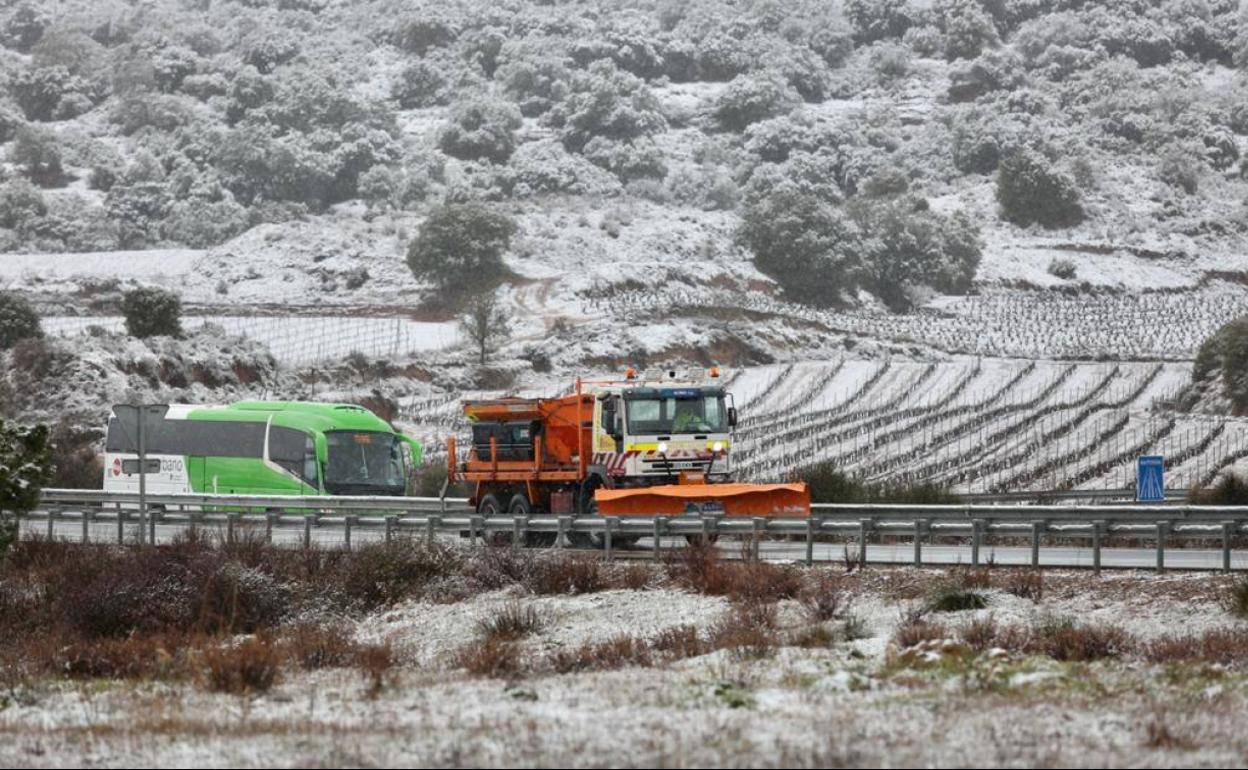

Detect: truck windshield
324,431,406,494
626,395,727,435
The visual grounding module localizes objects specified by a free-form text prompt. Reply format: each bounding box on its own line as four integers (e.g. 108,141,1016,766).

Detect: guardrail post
469,516,482,547
751,517,765,562
148,505,158,545
1223,521,1235,573
1091,520,1104,575
427,515,439,542
1030,520,1045,568
512,516,526,549
914,519,927,567
1155,521,1169,573
971,519,985,567
188,511,199,540
265,512,276,544
804,516,815,567
46,506,57,540
653,516,667,562
556,517,569,549
226,512,238,546
604,517,616,562
858,519,870,569
117,508,126,545
385,515,396,544
303,516,313,550
81,508,91,544
344,515,356,551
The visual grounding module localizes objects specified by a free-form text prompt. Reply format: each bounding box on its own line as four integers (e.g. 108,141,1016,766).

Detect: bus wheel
476,494,511,546
509,494,555,548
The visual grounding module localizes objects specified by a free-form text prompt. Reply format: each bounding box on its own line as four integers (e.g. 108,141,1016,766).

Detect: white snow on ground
43,316,459,366
362,588,730,667
0,249,203,282
2,570,1247,768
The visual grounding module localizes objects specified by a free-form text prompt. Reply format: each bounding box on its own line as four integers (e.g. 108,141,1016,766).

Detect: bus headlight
657,442,668,455
712,441,724,453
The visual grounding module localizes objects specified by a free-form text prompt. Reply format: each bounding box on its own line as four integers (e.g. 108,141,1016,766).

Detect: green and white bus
103,401,423,497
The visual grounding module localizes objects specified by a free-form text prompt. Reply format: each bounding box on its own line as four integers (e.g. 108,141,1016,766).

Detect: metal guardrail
18,488,1248,572
956,488,1189,503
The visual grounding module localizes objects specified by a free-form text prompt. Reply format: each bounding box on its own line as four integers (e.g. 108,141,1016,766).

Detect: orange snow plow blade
595,483,810,518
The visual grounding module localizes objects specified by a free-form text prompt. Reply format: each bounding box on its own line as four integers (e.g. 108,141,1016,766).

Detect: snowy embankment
2,569,1247,768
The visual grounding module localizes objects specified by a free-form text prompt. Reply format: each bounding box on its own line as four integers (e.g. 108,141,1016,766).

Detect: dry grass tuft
708,601,778,659
356,641,396,696
665,544,802,602
651,624,707,659
1025,616,1132,661
1003,569,1044,601
550,635,652,673
457,637,522,678
801,573,849,623
203,635,282,695
1145,627,1248,665
893,608,950,649
476,602,549,642
527,554,603,595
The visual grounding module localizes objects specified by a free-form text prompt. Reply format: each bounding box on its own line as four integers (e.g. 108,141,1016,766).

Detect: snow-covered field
3,570,1247,768
43,315,459,366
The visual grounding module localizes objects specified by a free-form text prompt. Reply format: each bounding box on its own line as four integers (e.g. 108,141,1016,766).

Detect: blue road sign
1137,455,1165,502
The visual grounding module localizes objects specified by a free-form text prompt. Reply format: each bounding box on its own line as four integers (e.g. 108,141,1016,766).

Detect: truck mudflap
594,482,810,518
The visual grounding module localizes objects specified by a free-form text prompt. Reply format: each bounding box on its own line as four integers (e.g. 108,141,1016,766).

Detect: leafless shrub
1003,569,1044,601
527,554,603,595
283,622,360,670
203,635,282,695
550,635,652,674
356,641,396,696
1145,628,1248,666
801,573,849,622
958,614,1000,653
1025,616,1133,662
457,637,522,678
952,566,993,590
665,543,801,602
1144,711,1194,750
651,624,707,659
606,563,653,591
708,602,778,659
893,607,950,649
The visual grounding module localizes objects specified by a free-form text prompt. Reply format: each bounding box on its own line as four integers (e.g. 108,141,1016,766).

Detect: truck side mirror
727,407,738,428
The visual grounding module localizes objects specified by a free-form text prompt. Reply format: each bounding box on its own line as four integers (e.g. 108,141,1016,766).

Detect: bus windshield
626,393,727,435
324,431,406,494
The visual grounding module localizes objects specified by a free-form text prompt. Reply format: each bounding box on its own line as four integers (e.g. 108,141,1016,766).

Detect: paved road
21,519,1248,571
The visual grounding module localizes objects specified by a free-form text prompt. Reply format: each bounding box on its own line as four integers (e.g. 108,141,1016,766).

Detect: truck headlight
657,442,668,454
712,441,724,453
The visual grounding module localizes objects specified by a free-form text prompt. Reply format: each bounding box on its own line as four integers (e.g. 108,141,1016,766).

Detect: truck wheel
509,494,556,548
567,479,603,548
477,493,511,546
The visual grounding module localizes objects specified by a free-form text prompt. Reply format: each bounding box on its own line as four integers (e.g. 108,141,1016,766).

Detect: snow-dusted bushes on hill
1193,316,1248,414
0,325,292,427
739,189,981,311
0,292,41,349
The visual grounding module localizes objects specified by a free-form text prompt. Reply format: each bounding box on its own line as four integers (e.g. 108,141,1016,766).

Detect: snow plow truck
447,368,809,547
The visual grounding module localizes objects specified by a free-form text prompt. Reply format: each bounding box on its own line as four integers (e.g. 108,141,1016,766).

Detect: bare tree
460,291,511,365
